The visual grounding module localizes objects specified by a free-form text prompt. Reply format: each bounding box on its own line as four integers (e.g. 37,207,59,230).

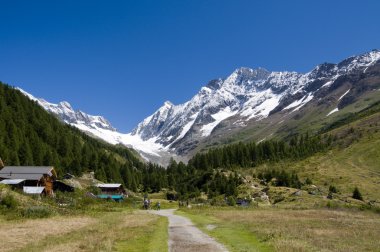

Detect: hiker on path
143,199,149,210
155,201,161,210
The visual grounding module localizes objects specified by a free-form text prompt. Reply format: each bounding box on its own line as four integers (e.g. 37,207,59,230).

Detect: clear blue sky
1,0,379,132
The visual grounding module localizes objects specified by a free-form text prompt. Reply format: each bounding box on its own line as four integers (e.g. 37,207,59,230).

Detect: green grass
116,214,168,252
244,111,380,208
177,208,273,252
178,207,380,252
251,131,380,204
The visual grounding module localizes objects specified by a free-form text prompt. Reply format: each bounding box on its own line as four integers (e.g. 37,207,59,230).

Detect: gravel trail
149,209,228,252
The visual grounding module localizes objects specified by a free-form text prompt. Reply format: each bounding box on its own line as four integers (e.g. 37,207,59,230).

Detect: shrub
166,191,177,201
329,185,338,193
210,195,227,206
226,196,236,206
352,187,363,201
0,193,18,209
88,186,101,195
21,206,54,218
327,191,333,199
305,177,313,185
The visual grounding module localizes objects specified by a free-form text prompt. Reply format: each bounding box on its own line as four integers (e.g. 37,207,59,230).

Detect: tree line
0,82,333,200
188,133,330,170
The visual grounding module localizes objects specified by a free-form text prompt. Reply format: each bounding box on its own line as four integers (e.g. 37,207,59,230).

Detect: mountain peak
163,100,174,108
232,67,270,77
59,101,73,110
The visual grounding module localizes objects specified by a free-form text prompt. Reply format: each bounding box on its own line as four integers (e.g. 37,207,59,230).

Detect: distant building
53,180,75,192
23,186,46,196
62,173,75,180
0,166,57,196
96,183,126,202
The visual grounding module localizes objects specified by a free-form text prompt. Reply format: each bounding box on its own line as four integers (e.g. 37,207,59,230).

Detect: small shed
0,166,57,196
23,186,46,195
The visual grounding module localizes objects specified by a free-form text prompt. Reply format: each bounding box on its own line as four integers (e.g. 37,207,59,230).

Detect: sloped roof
23,186,45,194
0,166,56,180
96,183,122,188
0,179,26,185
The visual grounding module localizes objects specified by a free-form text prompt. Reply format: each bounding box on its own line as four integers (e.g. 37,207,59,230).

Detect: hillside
0,82,166,191
277,109,380,202
195,58,380,156
175,101,380,207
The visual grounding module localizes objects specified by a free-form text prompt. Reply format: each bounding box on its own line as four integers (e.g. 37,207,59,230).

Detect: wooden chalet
96,183,126,201
0,166,57,196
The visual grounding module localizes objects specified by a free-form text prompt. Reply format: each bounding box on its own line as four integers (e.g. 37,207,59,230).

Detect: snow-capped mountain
130,50,380,155
17,49,380,165
16,88,170,163
19,91,116,131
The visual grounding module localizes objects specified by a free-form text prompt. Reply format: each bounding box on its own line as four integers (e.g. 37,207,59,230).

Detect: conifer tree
352,187,363,201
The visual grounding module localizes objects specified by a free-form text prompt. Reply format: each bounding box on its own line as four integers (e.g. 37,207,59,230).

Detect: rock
293,190,302,196
261,194,269,201
206,224,217,231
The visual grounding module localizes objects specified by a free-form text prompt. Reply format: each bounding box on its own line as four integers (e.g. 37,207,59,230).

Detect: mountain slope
16,50,380,165
17,88,174,164
0,82,156,189
131,50,380,157
251,108,380,203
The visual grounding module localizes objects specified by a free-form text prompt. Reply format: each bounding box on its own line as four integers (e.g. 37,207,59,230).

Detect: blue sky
1,0,379,132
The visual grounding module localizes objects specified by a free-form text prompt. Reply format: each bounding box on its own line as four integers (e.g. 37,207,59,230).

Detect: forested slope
0,82,166,191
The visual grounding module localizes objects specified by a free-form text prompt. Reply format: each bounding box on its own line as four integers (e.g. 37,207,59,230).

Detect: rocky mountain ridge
17,50,380,165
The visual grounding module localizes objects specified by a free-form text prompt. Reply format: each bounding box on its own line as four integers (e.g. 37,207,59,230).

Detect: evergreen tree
352,187,363,201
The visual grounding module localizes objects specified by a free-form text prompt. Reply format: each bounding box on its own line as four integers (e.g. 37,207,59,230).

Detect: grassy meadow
179,207,380,252
0,184,168,252
247,116,380,204
0,209,167,252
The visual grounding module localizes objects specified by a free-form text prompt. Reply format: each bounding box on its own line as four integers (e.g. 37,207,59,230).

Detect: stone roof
0,166,56,180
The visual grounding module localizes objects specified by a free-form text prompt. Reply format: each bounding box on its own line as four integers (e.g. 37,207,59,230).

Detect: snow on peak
16,87,116,132
131,50,380,157
201,107,238,137
15,49,380,164
59,101,73,110
16,87,167,162
163,100,174,108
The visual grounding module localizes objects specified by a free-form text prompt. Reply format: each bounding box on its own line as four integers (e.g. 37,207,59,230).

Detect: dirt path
149,209,228,252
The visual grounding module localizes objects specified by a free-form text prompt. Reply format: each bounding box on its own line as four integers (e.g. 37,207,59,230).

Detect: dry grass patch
6,210,167,252
186,208,380,251
0,215,96,252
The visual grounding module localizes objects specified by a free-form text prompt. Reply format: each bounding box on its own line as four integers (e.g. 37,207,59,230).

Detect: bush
305,177,313,185
210,195,227,206
166,191,177,201
0,193,18,209
21,206,54,218
327,191,333,199
329,185,338,193
226,196,236,206
88,186,101,195
352,187,363,201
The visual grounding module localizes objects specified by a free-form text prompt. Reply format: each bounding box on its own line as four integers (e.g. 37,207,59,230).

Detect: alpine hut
0,166,57,196
96,183,126,201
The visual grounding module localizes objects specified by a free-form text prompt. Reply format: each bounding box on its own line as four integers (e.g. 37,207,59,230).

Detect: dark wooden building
0,166,57,196
96,183,126,201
